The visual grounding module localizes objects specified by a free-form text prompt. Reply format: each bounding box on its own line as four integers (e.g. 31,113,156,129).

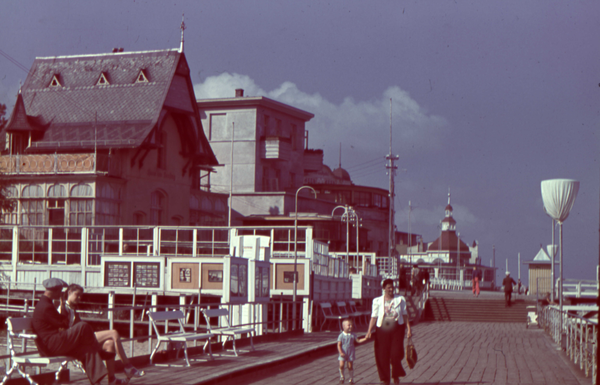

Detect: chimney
112,48,119,53
118,48,124,52
235,89,244,97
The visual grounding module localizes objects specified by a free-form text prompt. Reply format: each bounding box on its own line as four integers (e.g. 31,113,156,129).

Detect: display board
101,255,165,291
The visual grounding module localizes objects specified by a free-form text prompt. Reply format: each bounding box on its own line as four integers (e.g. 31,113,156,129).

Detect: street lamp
332,205,352,265
293,186,318,303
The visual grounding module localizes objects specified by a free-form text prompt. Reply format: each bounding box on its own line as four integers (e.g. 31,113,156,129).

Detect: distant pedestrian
503,272,517,307
366,279,412,385
337,319,367,383
517,279,522,294
472,267,482,297
399,266,407,295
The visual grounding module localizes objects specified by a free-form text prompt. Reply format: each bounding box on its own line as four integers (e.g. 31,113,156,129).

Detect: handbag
406,337,418,369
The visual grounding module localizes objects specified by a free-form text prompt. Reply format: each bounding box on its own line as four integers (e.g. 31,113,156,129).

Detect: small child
338,319,368,383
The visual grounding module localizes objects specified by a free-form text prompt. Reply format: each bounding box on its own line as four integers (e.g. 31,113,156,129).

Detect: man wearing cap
502,272,517,307
32,278,109,385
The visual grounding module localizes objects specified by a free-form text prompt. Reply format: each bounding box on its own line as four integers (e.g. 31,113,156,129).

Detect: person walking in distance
472,266,482,297
337,319,368,383
503,272,517,307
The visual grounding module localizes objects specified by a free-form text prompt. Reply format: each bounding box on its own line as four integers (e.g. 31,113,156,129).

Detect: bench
147,310,214,367
201,308,256,357
1,317,84,385
317,302,344,331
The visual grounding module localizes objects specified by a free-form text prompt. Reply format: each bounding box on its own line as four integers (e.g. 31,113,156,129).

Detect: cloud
193,73,448,169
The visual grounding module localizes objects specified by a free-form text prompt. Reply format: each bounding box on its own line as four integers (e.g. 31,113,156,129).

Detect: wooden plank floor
66,321,591,385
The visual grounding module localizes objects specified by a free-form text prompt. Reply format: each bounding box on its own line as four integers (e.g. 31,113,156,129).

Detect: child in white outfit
338,319,368,383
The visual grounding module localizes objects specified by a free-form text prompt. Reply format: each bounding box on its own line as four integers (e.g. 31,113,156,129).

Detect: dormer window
96,72,109,86
136,70,148,83
49,75,61,88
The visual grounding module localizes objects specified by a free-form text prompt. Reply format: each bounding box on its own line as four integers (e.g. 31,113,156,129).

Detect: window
170,216,182,226
150,191,166,225
49,75,61,88
48,185,66,197
23,185,43,198
291,124,298,150
263,115,270,135
356,191,371,207
9,133,28,155
71,184,93,197
96,73,109,86
262,167,269,191
69,200,93,226
157,131,166,169
96,184,120,225
20,200,44,225
136,70,149,83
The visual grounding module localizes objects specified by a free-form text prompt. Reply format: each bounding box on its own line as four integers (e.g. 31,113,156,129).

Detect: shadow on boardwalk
66,321,591,385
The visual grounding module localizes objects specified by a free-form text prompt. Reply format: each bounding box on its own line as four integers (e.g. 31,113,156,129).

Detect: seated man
32,278,126,385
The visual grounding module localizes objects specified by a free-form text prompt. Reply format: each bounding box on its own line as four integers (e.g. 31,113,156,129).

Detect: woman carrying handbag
365,279,412,385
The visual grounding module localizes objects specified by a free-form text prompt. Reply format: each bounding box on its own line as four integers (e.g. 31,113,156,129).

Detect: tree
0,104,6,130
0,103,14,222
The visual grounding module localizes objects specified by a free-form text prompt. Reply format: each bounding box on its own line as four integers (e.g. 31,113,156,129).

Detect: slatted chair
1,317,84,385
335,302,356,325
348,300,370,326
201,308,255,357
318,302,344,331
147,310,214,367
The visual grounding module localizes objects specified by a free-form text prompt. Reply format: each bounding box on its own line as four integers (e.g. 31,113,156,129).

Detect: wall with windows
0,180,122,226
119,112,195,225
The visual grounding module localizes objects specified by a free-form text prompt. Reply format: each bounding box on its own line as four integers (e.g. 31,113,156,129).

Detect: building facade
0,48,226,228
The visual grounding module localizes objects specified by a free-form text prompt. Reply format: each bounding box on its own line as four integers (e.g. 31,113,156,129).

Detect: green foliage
0,104,6,130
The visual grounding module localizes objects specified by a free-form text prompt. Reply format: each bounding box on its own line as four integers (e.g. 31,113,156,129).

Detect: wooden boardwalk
64,320,591,385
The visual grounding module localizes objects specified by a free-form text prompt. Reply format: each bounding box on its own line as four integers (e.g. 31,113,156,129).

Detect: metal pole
559,222,563,327
355,211,359,271
552,219,556,302
456,232,460,281
346,204,350,265
228,122,235,227
293,186,317,303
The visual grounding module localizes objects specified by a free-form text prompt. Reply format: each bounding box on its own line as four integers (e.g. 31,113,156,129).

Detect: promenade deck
66,319,591,385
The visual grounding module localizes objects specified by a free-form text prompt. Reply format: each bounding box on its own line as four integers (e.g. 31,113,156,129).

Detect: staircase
425,295,532,322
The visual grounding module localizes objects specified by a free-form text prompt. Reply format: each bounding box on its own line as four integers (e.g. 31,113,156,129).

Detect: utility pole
386,99,399,275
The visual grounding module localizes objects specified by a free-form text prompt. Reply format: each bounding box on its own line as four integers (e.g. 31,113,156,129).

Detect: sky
1,1,599,285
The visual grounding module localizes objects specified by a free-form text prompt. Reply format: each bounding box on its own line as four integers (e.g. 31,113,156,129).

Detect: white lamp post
293,186,317,303
541,179,579,328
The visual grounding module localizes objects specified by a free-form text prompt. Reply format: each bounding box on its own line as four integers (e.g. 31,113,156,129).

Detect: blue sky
2,1,599,285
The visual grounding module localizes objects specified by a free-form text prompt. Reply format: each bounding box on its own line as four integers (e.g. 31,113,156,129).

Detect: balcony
0,153,120,176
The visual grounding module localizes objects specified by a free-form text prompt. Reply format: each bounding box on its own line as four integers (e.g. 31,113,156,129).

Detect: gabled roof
427,231,471,252
4,93,46,132
2,49,217,165
524,246,552,265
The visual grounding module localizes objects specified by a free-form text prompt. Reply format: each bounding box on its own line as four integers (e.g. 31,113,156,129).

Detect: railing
0,153,118,175
561,279,599,298
539,305,597,382
430,277,464,291
414,287,429,320
0,225,314,266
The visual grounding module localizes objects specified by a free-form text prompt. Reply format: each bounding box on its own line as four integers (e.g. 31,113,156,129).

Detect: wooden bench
201,308,256,357
1,317,84,385
147,310,214,367
317,302,344,331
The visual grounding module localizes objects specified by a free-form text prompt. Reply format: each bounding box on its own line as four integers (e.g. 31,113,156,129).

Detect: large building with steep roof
0,48,226,230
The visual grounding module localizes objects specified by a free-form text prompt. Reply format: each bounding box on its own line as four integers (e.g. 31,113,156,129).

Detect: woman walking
365,279,412,385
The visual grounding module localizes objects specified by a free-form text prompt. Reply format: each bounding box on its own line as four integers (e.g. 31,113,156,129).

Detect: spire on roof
448,187,451,205
179,14,186,53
